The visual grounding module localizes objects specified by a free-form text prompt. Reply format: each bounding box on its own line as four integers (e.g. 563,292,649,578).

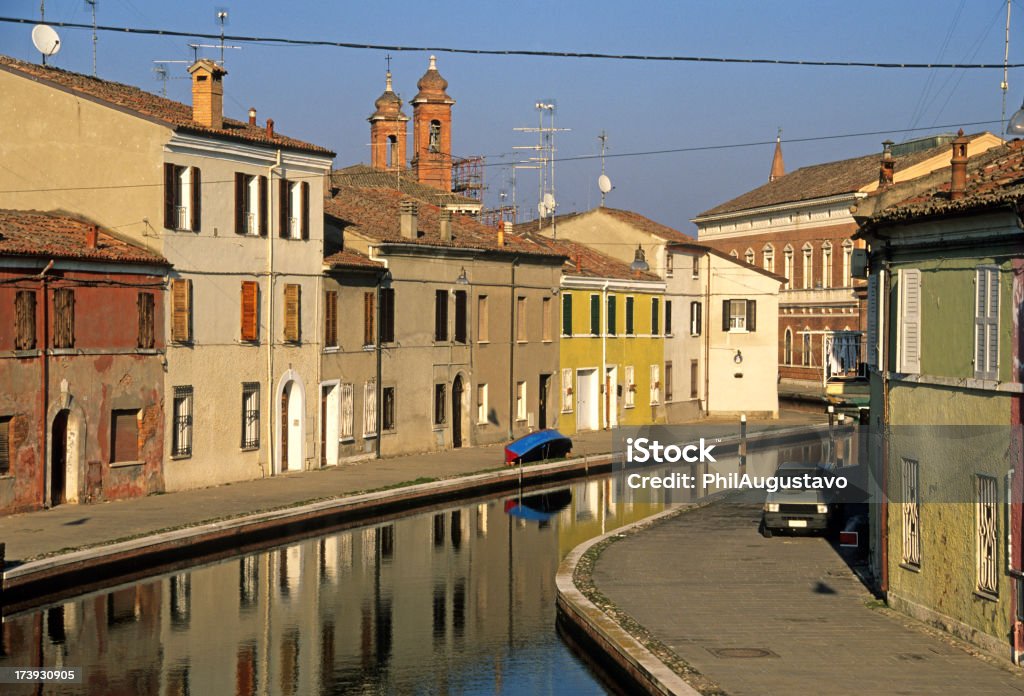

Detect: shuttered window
380,288,395,343
111,409,140,463
171,279,192,343
15,290,36,350
722,299,756,332
283,284,301,343
690,301,702,336
164,164,200,231
650,364,660,405
301,181,310,240
190,167,201,232
53,288,75,348
454,290,468,343
607,295,617,336
624,365,635,408
435,290,448,341
866,272,880,369
363,292,375,346
363,381,377,436
651,298,660,335
562,294,572,337
324,290,338,348
665,300,673,335
137,292,155,349
589,294,600,335
241,282,259,342
974,266,999,380
0,416,11,474
279,178,291,238
340,383,354,440
235,173,268,236
898,268,921,374
561,368,573,412
625,296,634,335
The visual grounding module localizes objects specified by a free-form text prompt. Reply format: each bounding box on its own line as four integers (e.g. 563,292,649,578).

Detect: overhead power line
1,15,1022,69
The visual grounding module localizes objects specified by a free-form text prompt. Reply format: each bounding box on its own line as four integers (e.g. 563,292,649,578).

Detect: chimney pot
248,107,257,126
497,221,505,247
440,209,452,242
86,224,98,249
266,118,275,139
879,139,895,189
950,130,969,200
400,200,418,239
188,60,227,130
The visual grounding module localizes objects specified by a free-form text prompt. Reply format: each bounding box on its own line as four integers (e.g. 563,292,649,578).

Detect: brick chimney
266,118,275,139
86,224,98,249
439,209,452,242
950,129,968,200
497,220,505,247
188,60,227,130
879,140,894,189
248,107,257,126
400,200,418,239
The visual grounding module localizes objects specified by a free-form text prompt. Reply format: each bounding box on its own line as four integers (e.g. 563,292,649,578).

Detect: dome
414,55,451,101
369,71,408,121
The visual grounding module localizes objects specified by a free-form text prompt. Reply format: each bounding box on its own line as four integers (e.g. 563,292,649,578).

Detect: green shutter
590,295,600,335
562,293,572,336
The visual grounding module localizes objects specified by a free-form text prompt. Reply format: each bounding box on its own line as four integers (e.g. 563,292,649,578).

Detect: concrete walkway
590,500,1024,695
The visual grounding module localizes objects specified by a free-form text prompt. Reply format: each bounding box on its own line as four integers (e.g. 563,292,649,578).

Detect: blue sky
1,1,1021,234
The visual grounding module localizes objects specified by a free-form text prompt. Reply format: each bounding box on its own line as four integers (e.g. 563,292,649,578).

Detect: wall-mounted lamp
733,350,743,364
456,267,469,285
630,245,649,272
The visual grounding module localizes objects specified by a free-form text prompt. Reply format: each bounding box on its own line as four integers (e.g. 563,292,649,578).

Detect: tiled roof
524,235,661,282
513,207,693,243
323,248,385,270
0,210,169,265
862,143,1024,228
696,134,991,218
667,240,787,283
332,165,479,208
0,55,334,156
325,185,562,260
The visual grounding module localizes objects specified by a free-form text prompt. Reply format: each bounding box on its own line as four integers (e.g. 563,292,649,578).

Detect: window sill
478,340,490,345
362,344,375,352
542,339,553,344
515,418,527,423
560,409,573,414
170,453,192,461
240,446,259,452
339,437,355,444
728,329,749,334
899,562,921,574
432,425,446,432
516,340,528,345
974,590,999,603
624,405,635,409
363,433,378,440
323,346,340,354
111,460,144,468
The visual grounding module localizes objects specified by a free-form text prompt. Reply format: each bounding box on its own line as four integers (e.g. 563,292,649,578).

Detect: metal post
739,413,747,469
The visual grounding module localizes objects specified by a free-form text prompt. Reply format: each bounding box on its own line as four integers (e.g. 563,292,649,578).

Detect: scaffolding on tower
451,156,485,201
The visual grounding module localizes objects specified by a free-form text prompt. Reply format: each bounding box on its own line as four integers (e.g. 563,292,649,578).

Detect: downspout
1010,254,1024,662
704,253,711,416
375,270,383,460
266,149,281,477
508,257,519,440
38,259,54,507
602,280,609,428
880,259,891,594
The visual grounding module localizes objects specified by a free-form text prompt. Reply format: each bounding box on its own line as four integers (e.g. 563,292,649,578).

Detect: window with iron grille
433,383,447,425
0,416,11,474
234,173,267,236
901,458,920,567
53,288,75,348
172,386,194,458
111,409,140,463
137,292,155,349
241,383,260,450
15,290,36,350
164,164,201,232
977,475,998,595
382,386,396,431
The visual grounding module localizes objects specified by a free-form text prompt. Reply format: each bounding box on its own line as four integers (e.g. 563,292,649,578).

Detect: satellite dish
32,24,62,58
543,193,556,212
598,174,612,194
537,202,547,216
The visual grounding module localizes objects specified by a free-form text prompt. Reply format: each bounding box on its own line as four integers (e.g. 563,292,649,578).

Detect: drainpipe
880,258,891,594
375,270,384,460
704,253,711,416
601,280,609,428
507,257,519,440
38,259,54,507
267,150,281,477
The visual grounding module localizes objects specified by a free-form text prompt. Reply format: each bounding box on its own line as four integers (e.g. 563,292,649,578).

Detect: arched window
802,242,813,289
744,248,755,265
784,328,792,365
802,331,812,366
842,240,854,286
821,242,833,289
783,244,793,289
763,243,775,273
387,135,398,168
429,120,441,152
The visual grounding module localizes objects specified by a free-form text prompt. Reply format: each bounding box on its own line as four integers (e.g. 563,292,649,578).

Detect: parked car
760,462,836,538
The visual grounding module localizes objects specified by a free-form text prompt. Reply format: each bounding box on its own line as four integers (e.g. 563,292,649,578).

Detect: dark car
760,462,836,538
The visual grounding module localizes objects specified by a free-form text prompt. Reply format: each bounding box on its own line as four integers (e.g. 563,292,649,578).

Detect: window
340,383,354,440
842,240,854,287
241,383,260,450
625,297,635,335
589,295,600,335
822,242,833,289
561,368,573,412
363,292,375,346
279,179,309,240
690,360,699,399
665,300,673,335
723,299,756,332
380,288,395,343
606,295,617,336
241,282,260,343
783,245,794,289
784,328,793,365
477,295,489,342
901,458,920,567
561,294,572,337
111,410,140,463
283,284,301,343
324,290,337,348
53,288,75,349
802,242,813,289
477,383,489,424
744,248,754,265
516,381,527,421
542,297,552,341
171,279,192,343
15,289,36,350
690,301,702,336
763,244,775,273
977,475,998,595
651,298,660,335
975,266,999,380
649,364,660,405
729,249,738,259
867,272,881,369
802,332,812,367
665,253,674,277
664,362,673,402
453,290,468,344
897,268,921,374
516,296,527,342
172,386,193,458
164,164,201,232
137,292,155,349
624,366,635,408
363,381,377,436
433,384,447,425
0,416,11,474
382,386,396,431
429,120,441,152
691,255,700,279
435,290,449,341
235,173,267,236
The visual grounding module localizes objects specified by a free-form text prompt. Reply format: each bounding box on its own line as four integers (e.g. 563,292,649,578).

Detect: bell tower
369,69,409,171
411,55,455,191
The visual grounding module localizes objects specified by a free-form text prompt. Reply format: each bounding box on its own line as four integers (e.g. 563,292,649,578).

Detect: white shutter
898,269,921,374
561,368,573,412
340,384,354,439
866,272,879,369
363,381,377,436
975,266,1000,380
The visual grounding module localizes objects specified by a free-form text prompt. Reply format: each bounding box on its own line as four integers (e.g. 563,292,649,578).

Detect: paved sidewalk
591,501,1024,695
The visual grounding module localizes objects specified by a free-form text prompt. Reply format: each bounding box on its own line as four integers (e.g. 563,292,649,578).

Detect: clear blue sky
1,1,1021,235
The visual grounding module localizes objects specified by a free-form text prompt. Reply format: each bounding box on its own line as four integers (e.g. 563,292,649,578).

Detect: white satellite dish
537,201,547,216
598,174,612,194
543,193,556,212
32,24,62,58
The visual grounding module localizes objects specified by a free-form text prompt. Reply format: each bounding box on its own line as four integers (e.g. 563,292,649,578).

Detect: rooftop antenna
151,59,189,97
513,101,569,234
1001,0,1012,133
597,131,613,207
85,1,98,76
216,8,229,64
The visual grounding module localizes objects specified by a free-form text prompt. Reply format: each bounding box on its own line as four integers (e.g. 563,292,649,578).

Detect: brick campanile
369,70,409,171
411,55,455,191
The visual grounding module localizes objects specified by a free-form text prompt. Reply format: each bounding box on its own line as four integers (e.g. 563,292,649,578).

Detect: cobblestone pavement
592,501,1024,696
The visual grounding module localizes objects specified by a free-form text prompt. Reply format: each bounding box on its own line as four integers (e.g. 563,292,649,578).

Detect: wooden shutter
435,290,448,341
380,288,395,343
722,300,731,332
607,296,616,335
279,178,290,238
234,173,245,234
866,273,879,369
898,268,921,374
364,292,375,346
562,294,572,336
746,300,756,332
111,410,140,463
164,163,177,229
651,298,659,335
975,266,1000,380
137,292,155,349
259,175,269,237
53,288,75,348
454,290,467,343
665,300,673,335
190,167,202,232
283,284,300,343
241,281,259,341
324,290,338,347
625,296,634,335
301,182,310,240
0,418,9,473
171,278,192,343
590,295,600,335
15,290,37,350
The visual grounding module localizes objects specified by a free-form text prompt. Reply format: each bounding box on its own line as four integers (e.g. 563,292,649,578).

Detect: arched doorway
278,376,305,474
50,410,69,506
452,375,463,448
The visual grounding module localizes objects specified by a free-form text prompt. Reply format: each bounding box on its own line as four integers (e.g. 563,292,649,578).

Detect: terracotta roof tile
512,207,693,243
523,234,661,282
0,210,169,265
323,248,384,270
332,165,479,208
0,55,334,156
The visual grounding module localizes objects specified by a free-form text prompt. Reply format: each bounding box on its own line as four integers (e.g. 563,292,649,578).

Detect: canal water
0,432,855,695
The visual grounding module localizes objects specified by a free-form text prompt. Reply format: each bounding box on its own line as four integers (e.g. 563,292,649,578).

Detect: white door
285,382,304,472
322,384,339,466
605,366,618,428
576,369,599,431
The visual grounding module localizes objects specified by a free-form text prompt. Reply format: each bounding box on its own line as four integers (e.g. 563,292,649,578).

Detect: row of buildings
0,53,781,515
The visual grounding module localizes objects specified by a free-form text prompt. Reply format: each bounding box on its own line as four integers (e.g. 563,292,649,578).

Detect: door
321,384,339,467
605,366,618,428
452,375,463,448
538,374,550,430
576,369,599,431
320,387,328,467
280,387,289,473
50,410,68,506
285,382,304,472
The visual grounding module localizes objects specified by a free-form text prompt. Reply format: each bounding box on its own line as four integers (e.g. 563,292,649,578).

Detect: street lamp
1008,98,1024,136
456,267,469,285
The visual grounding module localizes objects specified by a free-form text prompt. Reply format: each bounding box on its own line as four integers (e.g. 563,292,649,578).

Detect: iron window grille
172,386,194,457
977,475,998,596
241,382,260,450
901,458,920,567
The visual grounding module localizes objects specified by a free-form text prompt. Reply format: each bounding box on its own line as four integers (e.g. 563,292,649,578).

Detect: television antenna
85,0,98,76
597,131,614,206
513,100,569,233
152,60,189,97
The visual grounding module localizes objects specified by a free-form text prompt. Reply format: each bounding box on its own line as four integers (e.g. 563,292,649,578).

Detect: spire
769,128,785,183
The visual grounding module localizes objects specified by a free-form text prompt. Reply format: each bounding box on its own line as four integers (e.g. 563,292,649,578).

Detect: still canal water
0,432,853,695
